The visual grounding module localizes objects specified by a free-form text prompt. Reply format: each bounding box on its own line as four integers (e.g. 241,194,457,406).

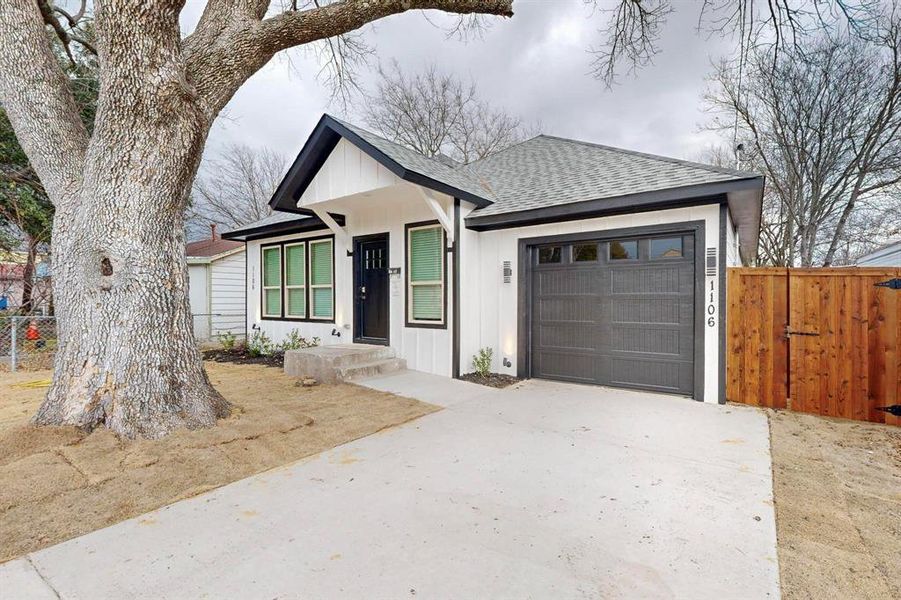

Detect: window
407,223,445,326
284,242,306,318
650,237,683,259
262,246,282,317
309,239,334,319
573,243,598,262
538,246,562,264
260,237,333,321
610,240,638,260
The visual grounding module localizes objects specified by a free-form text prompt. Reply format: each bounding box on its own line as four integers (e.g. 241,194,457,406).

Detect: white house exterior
186,230,246,342
225,115,763,404
857,240,901,266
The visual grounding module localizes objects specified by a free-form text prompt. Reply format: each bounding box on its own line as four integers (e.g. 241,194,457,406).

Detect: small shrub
218,331,237,351
277,329,320,352
247,329,274,357
472,347,493,377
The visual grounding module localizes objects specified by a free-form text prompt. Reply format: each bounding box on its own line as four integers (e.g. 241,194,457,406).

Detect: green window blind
262,247,281,287
408,225,444,323
285,244,305,286
310,240,333,319
410,227,442,282
284,244,306,318
262,247,281,316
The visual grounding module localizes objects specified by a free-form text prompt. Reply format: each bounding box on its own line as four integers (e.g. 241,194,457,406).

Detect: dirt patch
769,410,901,599
0,362,438,563
458,372,520,388
202,348,284,368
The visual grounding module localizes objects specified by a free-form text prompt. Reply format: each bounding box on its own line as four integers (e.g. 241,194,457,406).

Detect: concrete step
329,345,396,368
284,344,400,384
335,358,407,382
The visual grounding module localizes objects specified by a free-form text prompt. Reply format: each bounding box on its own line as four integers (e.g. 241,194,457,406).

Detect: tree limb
0,0,89,207
184,0,513,116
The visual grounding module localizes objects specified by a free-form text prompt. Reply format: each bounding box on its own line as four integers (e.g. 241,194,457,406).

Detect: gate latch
785,325,819,337
875,278,901,290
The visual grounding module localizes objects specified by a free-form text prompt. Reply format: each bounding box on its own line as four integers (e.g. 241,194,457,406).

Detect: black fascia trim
465,178,763,231
452,198,461,378
718,203,728,404
268,115,492,213
222,213,345,242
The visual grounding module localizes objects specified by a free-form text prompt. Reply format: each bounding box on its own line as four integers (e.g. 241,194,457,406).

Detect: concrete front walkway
2,373,779,599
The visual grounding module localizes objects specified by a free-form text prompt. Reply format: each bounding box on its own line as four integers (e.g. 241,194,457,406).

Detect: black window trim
404,220,448,330
260,233,336,323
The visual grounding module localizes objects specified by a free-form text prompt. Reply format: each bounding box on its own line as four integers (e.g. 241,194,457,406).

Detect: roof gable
269,114,494,212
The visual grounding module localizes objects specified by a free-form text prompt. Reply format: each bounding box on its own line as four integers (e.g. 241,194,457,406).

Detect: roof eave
465,177,764,231
222,214,343,242
268,115,493,213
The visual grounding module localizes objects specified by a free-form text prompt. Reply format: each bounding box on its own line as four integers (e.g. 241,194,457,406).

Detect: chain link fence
1,313,246,372
1,315,57,372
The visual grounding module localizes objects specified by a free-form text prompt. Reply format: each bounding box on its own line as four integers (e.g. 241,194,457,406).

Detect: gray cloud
192,1,736,165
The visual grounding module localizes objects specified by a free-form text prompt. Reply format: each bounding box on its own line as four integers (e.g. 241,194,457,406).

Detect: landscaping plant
472,347,493,377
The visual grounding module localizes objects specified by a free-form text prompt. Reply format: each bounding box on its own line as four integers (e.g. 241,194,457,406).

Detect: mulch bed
459,372,521,388
202,348,283,368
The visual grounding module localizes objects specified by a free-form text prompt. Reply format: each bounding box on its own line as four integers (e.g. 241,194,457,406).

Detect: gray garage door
528,233,696,395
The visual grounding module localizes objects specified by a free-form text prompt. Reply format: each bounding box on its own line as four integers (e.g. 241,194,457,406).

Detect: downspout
452,198,461,379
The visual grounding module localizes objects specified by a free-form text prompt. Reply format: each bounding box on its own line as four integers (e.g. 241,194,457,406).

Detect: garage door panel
537,323,597,351
608,357,692,393
533,350,598,383
530,233,696,396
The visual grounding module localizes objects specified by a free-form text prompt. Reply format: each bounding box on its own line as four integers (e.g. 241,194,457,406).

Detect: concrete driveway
2,373,779,599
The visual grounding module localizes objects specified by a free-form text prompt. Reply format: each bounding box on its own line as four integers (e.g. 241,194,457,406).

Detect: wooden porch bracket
311,207,352,254
414,186,454,246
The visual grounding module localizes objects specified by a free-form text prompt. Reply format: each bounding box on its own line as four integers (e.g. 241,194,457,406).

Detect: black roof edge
222,213,344,242
268,114,492,212
465,177,763,231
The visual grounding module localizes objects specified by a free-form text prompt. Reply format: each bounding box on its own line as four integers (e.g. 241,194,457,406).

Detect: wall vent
706,247,717,276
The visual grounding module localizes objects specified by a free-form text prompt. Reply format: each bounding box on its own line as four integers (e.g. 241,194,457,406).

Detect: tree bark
34,112,230,439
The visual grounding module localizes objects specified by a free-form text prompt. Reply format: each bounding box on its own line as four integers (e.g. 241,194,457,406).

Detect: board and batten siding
246,152,455,376
458,203,727,404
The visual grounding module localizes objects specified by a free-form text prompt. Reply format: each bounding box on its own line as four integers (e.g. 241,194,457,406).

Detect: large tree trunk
34,105,229,439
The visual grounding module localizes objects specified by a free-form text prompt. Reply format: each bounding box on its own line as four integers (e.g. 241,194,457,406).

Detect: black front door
354,234,389,344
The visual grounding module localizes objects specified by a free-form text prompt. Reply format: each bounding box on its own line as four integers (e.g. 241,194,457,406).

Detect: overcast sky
182,0,738,166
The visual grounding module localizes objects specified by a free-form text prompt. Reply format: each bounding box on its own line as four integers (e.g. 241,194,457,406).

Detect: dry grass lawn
0,362,438,563
769,410,901,599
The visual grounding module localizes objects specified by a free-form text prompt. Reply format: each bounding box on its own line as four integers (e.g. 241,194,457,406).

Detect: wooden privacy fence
726,267,900,426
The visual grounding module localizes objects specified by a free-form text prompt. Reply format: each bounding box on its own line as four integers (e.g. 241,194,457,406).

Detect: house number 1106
707,280,716,327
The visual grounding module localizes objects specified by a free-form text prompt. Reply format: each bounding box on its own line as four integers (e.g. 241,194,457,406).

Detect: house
186,225,246,342
856,239,901,266
223,114,764,404
0,249,52,314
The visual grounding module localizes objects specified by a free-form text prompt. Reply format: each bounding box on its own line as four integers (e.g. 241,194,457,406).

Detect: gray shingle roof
330,117,496,203
462,135,759,217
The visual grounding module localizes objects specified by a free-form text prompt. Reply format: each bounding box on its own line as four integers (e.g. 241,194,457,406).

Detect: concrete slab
1,374,779,599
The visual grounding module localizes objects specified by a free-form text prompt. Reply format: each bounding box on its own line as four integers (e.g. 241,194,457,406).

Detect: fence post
10,315,18,373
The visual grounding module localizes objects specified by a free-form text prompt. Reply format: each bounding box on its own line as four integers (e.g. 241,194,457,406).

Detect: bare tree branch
359,62,534,164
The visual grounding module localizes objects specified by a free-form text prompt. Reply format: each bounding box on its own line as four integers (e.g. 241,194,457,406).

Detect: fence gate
727,268,901,426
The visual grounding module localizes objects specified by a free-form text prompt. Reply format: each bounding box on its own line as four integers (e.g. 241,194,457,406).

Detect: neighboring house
224,114,764,404
856,240,901,266
0,250,52,314
186,225,246,342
